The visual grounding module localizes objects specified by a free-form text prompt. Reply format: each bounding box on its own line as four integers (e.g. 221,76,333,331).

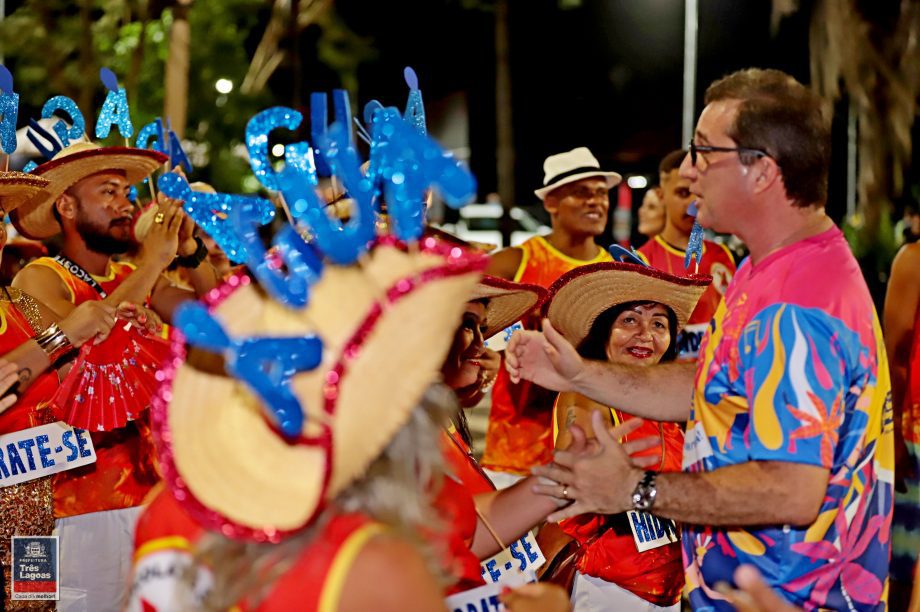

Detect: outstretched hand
505,319,584,391
532,411,651,522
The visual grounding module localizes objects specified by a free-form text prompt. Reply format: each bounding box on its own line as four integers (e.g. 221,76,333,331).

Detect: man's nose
678,153,696,180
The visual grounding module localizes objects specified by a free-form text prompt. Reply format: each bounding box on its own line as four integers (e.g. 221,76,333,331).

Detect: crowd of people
0,65,915,612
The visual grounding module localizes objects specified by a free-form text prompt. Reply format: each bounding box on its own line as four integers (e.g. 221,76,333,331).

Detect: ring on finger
561,486,569,500
154,212,165,224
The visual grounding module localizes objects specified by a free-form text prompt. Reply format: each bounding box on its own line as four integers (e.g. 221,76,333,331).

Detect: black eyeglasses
688,140,769,167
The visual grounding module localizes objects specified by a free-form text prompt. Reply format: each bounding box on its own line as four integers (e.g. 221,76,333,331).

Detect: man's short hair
659,149,687,176
704,68,831,208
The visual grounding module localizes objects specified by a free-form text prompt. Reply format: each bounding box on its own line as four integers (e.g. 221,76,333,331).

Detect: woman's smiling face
604,302,672,366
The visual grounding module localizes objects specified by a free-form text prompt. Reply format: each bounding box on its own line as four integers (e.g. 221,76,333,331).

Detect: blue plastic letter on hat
0,65,19,154
367,106,476,241
246,107,309,191
41,96,85,148
402,66,426,136
167,129,193,173
157,171,275,264
231,197,324,308
310,90,353,177
95,68,134,140
282,123,376,266
136,118,166,153
175,302,323,439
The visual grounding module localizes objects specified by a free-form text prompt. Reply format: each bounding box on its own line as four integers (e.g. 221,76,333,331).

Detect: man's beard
75,216,135,255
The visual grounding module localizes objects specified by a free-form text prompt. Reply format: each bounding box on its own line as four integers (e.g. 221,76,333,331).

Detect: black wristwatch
174,236,208,269
631,470,658,511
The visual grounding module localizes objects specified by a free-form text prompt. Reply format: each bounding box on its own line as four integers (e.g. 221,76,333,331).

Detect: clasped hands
531,410,661,522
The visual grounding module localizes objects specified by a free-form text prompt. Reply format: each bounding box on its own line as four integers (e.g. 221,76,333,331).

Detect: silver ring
562,487,569,500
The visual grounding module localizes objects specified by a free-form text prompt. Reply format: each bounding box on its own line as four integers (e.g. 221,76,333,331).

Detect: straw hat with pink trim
545,250,711,349
11,142,167,239
153,237,485,542
471,275,547,341
0,171,49,214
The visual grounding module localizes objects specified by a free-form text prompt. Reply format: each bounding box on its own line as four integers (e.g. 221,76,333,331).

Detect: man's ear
543,193,559,216
751,156,782,195
56,192,77,222
654,185,664,199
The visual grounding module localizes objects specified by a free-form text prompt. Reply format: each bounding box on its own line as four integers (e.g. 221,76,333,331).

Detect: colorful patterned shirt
682,227,893,611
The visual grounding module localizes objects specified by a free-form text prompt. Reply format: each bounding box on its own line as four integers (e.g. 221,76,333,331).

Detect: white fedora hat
534,147,622,200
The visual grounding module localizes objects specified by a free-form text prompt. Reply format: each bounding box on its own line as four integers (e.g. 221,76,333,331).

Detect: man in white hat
480,147,620,489
508,69,892,610
10,142,222,611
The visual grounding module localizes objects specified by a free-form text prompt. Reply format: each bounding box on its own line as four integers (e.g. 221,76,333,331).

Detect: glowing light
627,175,648,189
271,143,285,157
215,78,234,94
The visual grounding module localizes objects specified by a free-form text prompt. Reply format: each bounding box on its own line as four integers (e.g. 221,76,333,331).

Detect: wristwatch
174,236,208,269
631,470,658,511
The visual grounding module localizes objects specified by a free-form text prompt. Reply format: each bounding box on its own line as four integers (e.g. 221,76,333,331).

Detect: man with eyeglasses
481,147,620,489
507,69,892,611
638,148,736,361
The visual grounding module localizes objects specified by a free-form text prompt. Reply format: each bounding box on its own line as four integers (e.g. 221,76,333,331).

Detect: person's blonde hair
192,383,454,610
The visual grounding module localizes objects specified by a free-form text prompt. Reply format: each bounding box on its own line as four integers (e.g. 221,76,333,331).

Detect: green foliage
0,0,270,192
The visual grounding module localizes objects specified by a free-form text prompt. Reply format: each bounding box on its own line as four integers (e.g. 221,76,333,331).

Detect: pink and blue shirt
682,226,893,611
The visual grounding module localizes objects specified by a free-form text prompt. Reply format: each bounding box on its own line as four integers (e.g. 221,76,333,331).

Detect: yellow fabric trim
653,235,687,257
512,246,529,283
535,235,610,266
27,258,76,303
634,250,650,265
134,536,192,562
0,308,7,335
92,260,135,283
715,241,734,262
318,523,387,612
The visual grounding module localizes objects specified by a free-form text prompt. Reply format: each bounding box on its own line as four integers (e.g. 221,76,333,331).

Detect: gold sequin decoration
1,476,55,611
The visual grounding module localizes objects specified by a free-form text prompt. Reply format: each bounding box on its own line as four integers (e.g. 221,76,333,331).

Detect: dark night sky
330,0,817,212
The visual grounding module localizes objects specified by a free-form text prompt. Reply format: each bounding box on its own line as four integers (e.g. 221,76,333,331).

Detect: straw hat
0,172,50,214
11,142,168,239
471,275,547,340
534,147,622,200
545,259,711,349
152,237,487,542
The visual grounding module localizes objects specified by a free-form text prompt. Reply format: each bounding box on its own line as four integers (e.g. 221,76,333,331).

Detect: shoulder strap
52,254,107,299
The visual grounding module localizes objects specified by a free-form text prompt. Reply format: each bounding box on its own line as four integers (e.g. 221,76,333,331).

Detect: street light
627,175,648,189
215,78,233,94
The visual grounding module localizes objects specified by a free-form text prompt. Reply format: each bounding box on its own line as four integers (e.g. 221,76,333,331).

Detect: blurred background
0,0,918,308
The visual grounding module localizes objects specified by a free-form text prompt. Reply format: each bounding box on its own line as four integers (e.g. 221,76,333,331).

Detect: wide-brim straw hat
545,261,711,348
152,237,487,542
11,142,168,239
0,172,50,214
471,275,547,340
534,146,622,200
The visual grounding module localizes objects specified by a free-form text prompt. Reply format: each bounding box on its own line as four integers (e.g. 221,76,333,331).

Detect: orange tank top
130,489,385,611
637,236,735,361
553,400,685,605
482,236,611,475
25,257,160,518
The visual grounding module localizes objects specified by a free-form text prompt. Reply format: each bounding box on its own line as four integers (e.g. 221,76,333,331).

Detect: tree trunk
164,0,192,138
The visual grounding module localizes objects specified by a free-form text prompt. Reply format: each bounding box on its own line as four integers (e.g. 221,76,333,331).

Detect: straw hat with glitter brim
534,147,622,200
0,172,50,214
152,237,487,542
11,142,168,240
471,275,547,340
545,261,711,349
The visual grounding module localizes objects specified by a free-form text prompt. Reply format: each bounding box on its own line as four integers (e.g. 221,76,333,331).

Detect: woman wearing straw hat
540,250,710,611
128,234,496,610
0,171,139,610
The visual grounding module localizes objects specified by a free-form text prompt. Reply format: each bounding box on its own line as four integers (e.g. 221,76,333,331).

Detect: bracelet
174,236,208,269
35,323,75,364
